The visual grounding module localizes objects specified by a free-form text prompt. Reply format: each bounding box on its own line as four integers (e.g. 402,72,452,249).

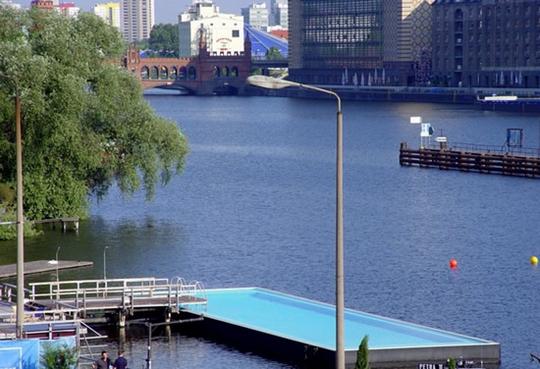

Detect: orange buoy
449,258,458,269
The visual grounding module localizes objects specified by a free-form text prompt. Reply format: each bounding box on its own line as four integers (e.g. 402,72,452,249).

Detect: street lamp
247,75,345,369
0,73,25,339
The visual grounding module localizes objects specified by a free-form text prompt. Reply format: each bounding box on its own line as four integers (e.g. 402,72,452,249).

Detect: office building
121,0,154,42
242,2,269,31
270,0,288,29
178,0,244,57
432,0,540,88
289,0,434,86
94,2,121,30
31,0,54,10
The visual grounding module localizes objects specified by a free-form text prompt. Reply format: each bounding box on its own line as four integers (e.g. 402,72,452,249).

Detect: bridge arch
141,66,149,80
188,66,197,80
160,66,169,80
222,66,230,77
231,66,239,77
213,66,221,78
179,66,187,80
170,66,177,80
150,66,159,80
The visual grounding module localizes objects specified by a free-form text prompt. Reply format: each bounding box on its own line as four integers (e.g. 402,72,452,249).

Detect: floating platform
399,142,540,178
0,260,93,279
183,288,500,369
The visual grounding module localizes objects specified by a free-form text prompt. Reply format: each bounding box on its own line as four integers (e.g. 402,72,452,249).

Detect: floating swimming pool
185,288,500,368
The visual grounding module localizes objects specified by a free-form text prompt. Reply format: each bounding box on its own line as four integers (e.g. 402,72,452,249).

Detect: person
92,351,111,369
113,350,128,369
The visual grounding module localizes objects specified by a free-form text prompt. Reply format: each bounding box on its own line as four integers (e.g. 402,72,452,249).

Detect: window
232,30,240,37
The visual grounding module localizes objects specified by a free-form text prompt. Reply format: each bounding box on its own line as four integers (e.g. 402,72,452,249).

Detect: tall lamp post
55,246,61,299
0,73,25,339
103,246,108,280
247,75,345,369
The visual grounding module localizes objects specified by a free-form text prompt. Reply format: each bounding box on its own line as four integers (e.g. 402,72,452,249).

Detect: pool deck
186,288,500,369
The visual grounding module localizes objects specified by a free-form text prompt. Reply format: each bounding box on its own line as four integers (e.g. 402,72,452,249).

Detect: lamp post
247,75,345,369
0,73,25,339
103,246,108,280
55,245,61,299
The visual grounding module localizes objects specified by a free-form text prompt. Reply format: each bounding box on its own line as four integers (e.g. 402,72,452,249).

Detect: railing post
82,290,87,318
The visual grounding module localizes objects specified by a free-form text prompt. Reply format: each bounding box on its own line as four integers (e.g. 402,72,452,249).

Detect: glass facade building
290,0,384,84
289,0,434,86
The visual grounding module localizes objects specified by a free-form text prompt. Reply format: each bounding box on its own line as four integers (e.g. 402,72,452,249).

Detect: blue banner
0,339,39,369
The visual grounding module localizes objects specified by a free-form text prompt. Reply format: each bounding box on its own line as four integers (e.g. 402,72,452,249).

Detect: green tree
265,47,284,60
355,335,370,369
148,23,179,57
41,342,78,369
0,8,188,231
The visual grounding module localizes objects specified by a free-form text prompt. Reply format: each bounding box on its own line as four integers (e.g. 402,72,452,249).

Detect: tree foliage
265,47,284,60
147,23,179,57
0,8,188,226
41,342,78,369
355,335,370,369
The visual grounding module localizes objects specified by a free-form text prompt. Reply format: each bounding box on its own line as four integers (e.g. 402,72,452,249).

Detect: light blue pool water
196,288,494,351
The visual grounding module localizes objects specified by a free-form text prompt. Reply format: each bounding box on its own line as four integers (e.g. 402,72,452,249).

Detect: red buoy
449,258,458,269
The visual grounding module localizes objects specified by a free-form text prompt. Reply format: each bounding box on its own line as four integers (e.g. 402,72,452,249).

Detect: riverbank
244,85,540,113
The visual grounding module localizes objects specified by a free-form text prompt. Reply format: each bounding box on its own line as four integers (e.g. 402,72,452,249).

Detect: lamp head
247,75,300,90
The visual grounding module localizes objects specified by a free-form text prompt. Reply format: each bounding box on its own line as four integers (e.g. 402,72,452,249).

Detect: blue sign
0,339,39,369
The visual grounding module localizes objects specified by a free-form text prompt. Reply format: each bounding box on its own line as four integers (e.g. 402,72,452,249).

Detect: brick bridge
124,36,252,95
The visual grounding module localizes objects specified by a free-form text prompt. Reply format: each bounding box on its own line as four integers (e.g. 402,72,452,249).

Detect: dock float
184,288,500,369
0,260,93,279
400,142,540,178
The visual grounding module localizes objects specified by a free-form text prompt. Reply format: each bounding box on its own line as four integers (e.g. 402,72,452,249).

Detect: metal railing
27,277,207,317
426,142,540,158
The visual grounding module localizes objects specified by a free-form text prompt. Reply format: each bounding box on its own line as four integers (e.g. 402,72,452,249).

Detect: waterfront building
431,0,540,88
120,0,154,42
58,2,79,17
242,2,269,31
288,0,434,86
178,0,244,57
94,2,121,30
270,0,288,29
31,0,53,10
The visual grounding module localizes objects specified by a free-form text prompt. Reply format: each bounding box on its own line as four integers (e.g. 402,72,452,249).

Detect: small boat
476,94,540,112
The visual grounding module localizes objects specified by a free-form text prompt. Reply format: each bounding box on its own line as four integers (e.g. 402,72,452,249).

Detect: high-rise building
121,0,154,42
270,0,288,29
241,2,269,31
288,0,433,86
178,0,244,57
431,0,540,88
94,2,121,30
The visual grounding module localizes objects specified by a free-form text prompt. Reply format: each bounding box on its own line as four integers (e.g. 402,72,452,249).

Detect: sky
17,0,258,23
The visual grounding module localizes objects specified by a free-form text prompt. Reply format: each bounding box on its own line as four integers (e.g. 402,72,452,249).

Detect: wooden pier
400,142,540,178
0,260,93,279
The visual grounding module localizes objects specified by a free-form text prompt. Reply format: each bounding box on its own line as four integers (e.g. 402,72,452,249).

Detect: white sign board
420,123,432,137
410,116,422,124
435,136,447,143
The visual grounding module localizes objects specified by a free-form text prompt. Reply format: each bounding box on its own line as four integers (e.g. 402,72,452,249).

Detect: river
1,96,540,369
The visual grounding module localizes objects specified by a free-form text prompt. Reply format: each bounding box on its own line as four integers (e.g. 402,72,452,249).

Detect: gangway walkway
0,277,207,328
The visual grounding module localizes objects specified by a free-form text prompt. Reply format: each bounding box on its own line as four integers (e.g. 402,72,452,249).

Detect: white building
270,0,287,29
178,0,244,57
241,2,268,31
121,0,154,42
58,2,79,17
94,2,121,30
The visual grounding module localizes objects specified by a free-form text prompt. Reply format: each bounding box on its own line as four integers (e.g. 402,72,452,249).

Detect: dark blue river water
2,96,540,369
